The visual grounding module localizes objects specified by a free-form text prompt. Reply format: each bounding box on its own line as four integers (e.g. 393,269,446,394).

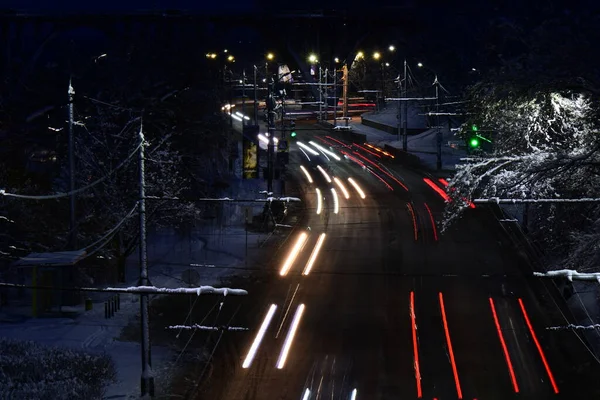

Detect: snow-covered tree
444,85,600,268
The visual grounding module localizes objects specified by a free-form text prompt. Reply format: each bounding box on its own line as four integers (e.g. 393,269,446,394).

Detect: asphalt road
198,124,600,400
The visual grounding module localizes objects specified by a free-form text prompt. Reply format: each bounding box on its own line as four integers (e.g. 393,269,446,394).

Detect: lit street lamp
308,54,318,63
227,55,235,62
267,53,274,60
388,45,395,52
373,52,381,60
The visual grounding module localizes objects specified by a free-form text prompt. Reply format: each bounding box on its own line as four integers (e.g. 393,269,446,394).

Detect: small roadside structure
13,250,87,317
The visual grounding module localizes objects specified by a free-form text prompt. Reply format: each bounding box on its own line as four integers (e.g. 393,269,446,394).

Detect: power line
1,141,142,200
0,282,248,296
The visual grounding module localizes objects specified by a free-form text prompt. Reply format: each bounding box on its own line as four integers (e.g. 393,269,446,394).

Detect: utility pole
138,122,154,397
435,76,441,170
242,69,246,126
68,79,76,249
318,66,322,122
253,65,258,125
333,67,338,127
267,77,275,193
323,68,328,122
342,64,348,125
402,59,408,151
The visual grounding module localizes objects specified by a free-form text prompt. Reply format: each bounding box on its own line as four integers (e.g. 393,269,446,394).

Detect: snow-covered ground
0,182,274,398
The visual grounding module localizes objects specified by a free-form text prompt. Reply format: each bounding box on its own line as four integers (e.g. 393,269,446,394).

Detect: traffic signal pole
267,78,275,193
435,77,441,170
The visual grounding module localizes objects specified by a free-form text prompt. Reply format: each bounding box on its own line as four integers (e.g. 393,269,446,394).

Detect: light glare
303,233,326,275
276,304,305,369
279,232,308,276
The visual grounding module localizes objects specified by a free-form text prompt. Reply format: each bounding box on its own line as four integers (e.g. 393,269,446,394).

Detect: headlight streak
315,188,323,214
308,141,341,160
350,388,357,400
302,388,311,400
300,166,313,183
316,165,332,183
298,141,320,156
258,134,279,145
331,188,339,214
231,114,243,122
333,177,350,199
347,178,366,199
279,232,309,276
299,147,311,161
242,304,277,368
303,233,326,275
276,304,306,369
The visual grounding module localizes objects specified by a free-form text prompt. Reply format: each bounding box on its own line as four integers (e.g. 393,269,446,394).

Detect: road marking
489,298,520,393
277,304,306,369
410,291,423,398
276,284,300,339
423,203,438,241
518,298,559,394
242,304,277,368
439,292,463,399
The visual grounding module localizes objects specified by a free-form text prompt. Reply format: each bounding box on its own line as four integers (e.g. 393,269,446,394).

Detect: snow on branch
533,269,600,283
0,282,248,296
474,198,600,204
144,196,302,203
165,324,249,331
547,324,600,331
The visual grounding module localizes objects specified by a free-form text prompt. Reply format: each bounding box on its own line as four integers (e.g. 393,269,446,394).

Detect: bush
0,338,116,400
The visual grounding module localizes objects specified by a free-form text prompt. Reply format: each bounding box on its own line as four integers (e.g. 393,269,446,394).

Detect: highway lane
198,123,600,399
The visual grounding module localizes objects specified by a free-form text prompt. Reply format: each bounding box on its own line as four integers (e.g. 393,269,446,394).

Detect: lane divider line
439,292,463,399
489,298,520,393
518,298,559,394
410,291,423,398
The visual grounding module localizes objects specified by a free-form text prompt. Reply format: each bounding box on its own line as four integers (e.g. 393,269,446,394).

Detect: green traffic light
469,137,480,148
290,131,297,137
471,124,478,132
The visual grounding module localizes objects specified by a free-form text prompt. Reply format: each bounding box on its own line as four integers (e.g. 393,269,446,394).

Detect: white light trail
280,232,309,276
333,177,350,199
258,134,278,145
300,166,313,183
276,304,306,369
297,141,320,156
231,114,243,122
316,165,332,183
309,141,341,161
348,178,366,199
331,188,339,214
303,233,326,275
315,188,323,215
299,148,311,161
302,388,311,400
350,388,357,400
242,304,277,368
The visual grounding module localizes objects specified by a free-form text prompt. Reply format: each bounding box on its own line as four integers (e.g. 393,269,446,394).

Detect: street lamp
308,54,318,63
355,51,364,60
227,55,235,62
267,53,274,60
206,53,217,59
373,52,381,60
334,57,340,63
417,62,443,170
388,45,395,52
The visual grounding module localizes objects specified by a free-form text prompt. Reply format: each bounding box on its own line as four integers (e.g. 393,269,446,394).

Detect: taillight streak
439,292,463,399
352,151,408,191
423,203,438,241
410,292,423,398
489,298,519,393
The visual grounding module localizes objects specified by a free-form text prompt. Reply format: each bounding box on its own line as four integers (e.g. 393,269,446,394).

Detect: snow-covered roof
14,250,87,267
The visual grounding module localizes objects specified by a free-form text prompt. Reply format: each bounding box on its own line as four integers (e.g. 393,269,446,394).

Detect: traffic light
469,137,480,148
290,120,297,138
471,124,478,132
